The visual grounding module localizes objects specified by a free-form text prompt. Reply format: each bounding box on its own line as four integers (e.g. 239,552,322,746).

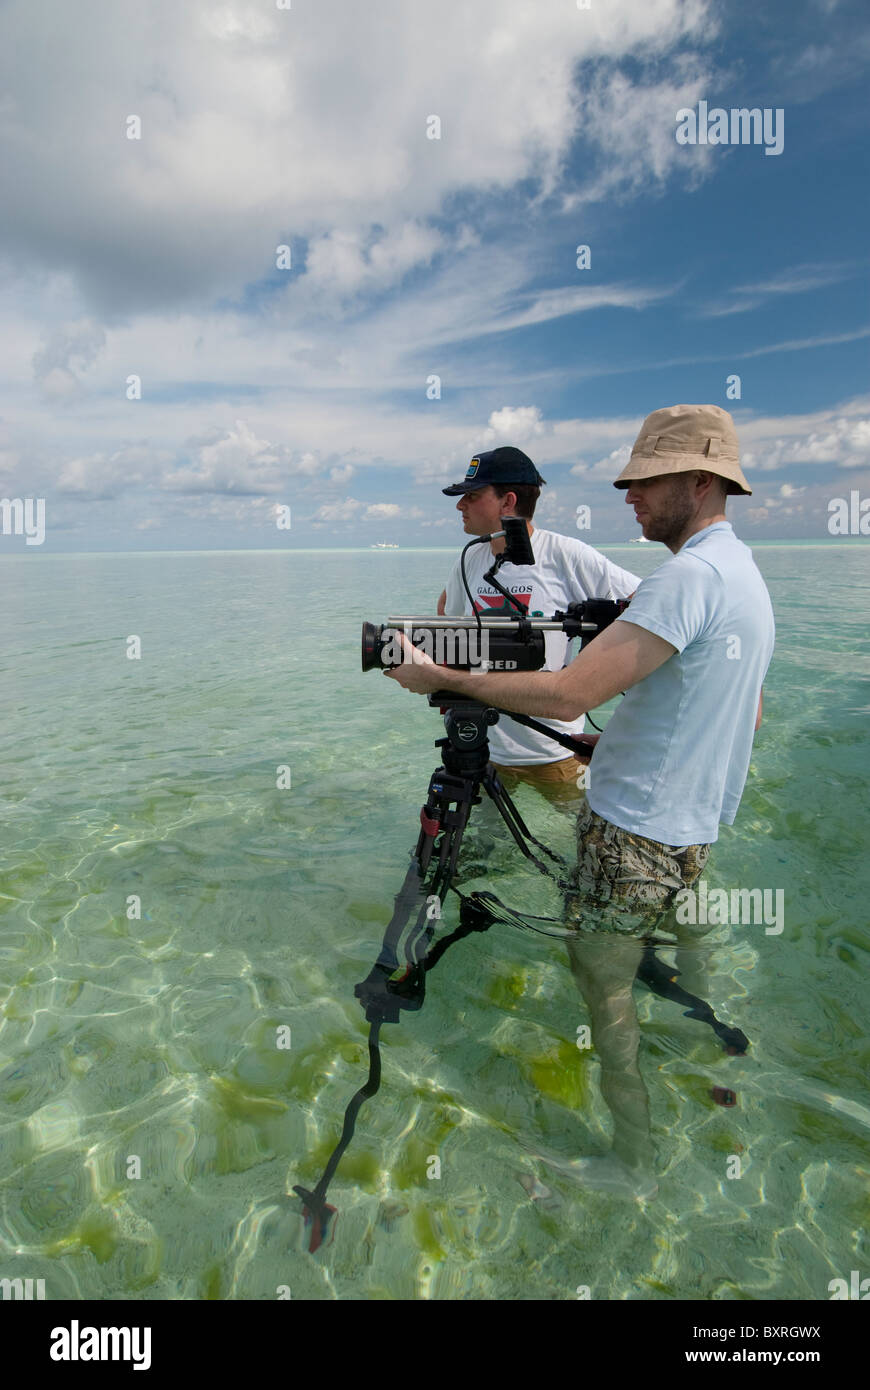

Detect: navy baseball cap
442,446,547,496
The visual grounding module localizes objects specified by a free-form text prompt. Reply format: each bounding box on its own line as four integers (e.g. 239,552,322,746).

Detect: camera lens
361,621,385,672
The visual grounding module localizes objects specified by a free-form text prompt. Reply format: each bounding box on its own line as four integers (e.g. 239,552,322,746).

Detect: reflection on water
0,547,868,1299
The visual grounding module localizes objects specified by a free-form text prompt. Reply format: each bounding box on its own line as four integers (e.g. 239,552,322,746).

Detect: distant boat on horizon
630,536,651,543
371,541,399,549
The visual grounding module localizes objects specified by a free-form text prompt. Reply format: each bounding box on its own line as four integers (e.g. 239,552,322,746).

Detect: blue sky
0,0,867,551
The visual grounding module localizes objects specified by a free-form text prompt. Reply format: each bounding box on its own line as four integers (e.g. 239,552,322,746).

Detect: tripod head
425,692,598,764
432,697,500,765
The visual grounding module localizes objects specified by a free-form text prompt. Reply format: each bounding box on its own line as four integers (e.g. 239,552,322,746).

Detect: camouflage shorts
565,802,711,937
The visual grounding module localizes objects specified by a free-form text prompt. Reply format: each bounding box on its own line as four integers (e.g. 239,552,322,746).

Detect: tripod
293,698,557,1249
293,698,748,1252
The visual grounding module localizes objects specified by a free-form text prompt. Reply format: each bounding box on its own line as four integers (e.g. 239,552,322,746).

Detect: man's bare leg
673,921,717,1000
532,931,657,1199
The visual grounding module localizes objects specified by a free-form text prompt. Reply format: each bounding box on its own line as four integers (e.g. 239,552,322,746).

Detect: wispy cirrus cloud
699,262,860,317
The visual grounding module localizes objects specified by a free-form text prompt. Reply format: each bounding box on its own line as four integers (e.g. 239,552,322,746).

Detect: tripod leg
482,767,570,880
433,794,477,893
484,767,537,844
399,768,486,963
375,855,430,973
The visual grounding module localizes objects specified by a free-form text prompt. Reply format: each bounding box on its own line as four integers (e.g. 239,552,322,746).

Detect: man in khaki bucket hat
386,403,775,1199
616,402,752,496
612,403,752,552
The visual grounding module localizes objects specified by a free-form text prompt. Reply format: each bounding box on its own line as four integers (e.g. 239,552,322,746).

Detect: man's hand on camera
383,633,456,694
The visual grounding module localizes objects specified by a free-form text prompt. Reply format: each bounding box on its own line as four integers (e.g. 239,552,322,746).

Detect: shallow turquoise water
0,545,868,1300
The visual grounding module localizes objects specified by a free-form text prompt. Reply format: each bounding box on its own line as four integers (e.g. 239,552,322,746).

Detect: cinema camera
361,517,628,674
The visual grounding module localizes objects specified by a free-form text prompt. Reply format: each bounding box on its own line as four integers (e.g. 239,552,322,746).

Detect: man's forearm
424,665,578,720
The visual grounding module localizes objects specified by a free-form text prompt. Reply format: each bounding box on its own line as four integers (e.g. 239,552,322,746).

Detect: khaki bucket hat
613,404,752,496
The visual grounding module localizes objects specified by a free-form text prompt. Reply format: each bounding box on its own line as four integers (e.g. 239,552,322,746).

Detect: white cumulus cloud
312,497,365,523
0,0,714,312
743,415,870,472
484,406,546,444
572,443,632,479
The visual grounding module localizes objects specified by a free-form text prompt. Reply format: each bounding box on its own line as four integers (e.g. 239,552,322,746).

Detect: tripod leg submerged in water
292,743,493,1252
291,706,532,1252
292,857,433,1253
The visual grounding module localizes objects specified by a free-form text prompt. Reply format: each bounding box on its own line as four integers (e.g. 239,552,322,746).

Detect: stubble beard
642,477,695,547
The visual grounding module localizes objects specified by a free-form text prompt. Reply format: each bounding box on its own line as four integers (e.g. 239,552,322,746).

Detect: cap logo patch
465,458,480,479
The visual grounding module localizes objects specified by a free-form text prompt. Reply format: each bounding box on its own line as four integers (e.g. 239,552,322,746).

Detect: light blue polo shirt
588,522,775,846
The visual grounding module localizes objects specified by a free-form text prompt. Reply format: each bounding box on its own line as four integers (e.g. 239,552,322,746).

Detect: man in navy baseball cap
435,441,639,804
442,446,547,495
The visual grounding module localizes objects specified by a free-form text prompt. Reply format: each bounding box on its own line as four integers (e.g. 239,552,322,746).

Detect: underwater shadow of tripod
293,698,749,1252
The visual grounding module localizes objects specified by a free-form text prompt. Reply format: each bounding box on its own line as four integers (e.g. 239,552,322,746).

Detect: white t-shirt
443,528,639,764
588,522,775,845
